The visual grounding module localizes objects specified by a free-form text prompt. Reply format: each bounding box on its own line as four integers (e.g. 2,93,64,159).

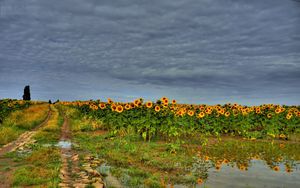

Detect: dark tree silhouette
22,85,31,101
49,100,52,104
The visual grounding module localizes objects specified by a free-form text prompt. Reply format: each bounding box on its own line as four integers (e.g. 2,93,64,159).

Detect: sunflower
275,108,281,114
107,98,113,104
255,107,261,114
286,113,292,120
125,104,131,110
233,109,239,116
161,96,168,101
177,110,184,117
145,101,153,108
134,99,141,107
155,106,161,112
188,110,194,116
267,113,272,119
111,104,117,111
130,103,135,108
172,99,177,104
198,112,205,118
116,105,124,113
224,111,230,117
99,103,106,109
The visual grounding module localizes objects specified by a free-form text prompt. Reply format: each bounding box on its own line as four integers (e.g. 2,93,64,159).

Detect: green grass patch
12,147,61,187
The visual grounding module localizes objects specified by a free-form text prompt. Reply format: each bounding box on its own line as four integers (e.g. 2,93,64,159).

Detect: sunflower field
62,97,300,141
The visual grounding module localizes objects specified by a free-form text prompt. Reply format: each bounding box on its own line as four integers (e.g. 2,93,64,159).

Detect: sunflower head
197,178,203,185
99,103,106,109
145,101,153,108
188,110,194,116
273,166,280,172
107,98,113,104
116,105,124,113
224,111,230,117
155,105,161,112
198,112,205,118
111,104,117,111
125,104,131,110
286,113,292,120
134,99,141,107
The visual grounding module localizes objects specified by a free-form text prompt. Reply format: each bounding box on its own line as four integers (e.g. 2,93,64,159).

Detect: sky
0,0,299,105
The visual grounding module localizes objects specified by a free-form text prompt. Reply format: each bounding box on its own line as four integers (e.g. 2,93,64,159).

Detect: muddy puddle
57,140,72,149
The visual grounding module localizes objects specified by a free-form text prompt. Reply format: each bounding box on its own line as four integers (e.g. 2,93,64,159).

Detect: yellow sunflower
116,105,124,113
155,105,161,112
145,101,153,108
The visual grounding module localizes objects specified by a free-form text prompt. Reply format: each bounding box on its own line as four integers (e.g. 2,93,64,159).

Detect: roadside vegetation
0,103,49,145
7,104,63,187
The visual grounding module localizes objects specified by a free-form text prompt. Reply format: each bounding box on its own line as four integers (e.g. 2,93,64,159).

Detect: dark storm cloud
0,0,299,104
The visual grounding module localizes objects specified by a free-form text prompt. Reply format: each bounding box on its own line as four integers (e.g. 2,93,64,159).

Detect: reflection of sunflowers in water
155,106,161,112
215,164,221,170
223,159,229,164
197,178,203,185
116,105,123,113
145,101,153,108
239,165,247,171
273,166,280,172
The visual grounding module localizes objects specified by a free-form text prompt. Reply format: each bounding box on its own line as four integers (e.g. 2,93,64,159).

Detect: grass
11,104,63,187
60,104,104,132
33,104,64,144
0,104,49,145
12,147,61,187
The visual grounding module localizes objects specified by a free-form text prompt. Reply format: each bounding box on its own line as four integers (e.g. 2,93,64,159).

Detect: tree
22,85,31,101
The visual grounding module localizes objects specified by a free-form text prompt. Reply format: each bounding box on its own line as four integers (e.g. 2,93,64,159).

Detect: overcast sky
0,0,299,105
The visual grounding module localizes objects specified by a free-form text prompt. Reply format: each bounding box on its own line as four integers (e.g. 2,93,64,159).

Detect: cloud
0,0,299,104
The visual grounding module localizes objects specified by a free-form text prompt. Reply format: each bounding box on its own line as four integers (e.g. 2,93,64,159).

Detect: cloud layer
0,0,299,104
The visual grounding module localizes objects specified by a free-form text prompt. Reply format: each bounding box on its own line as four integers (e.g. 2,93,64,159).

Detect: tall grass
0,104,49,145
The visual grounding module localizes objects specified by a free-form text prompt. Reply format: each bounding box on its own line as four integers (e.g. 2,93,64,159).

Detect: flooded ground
201,159,300,188
73,131,300,188
188,139,300,188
